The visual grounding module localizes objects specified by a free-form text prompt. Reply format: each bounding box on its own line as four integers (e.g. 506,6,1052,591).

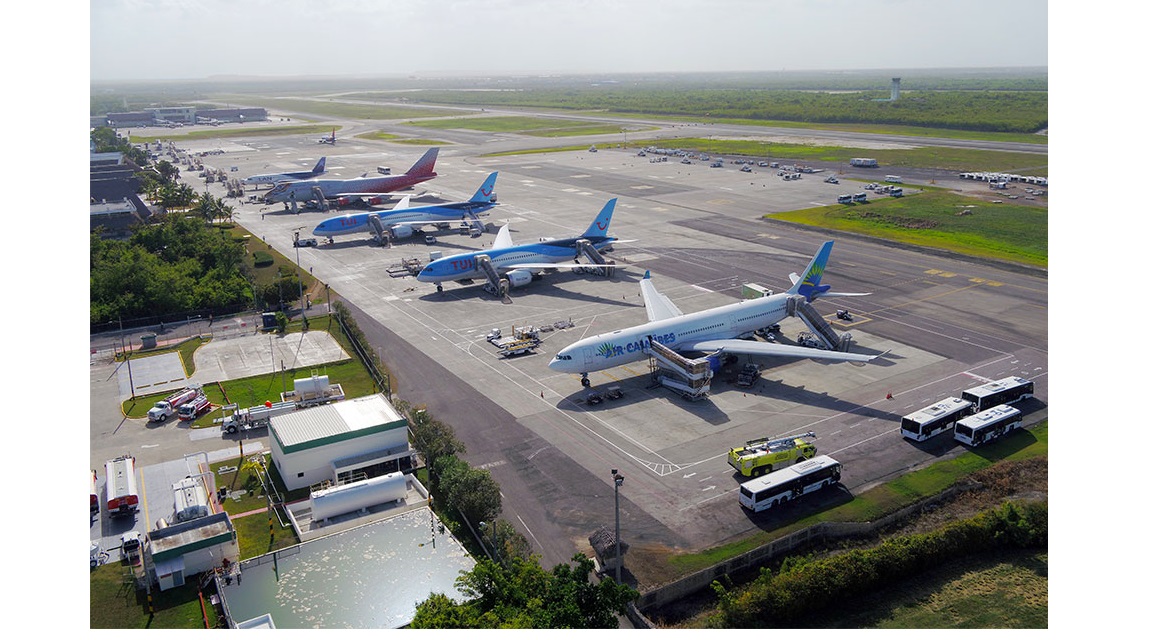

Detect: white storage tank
293,375,329,397
310,472,408,522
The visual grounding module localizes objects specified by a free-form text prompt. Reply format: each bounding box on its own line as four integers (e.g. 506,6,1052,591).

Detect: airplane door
582,347,596,371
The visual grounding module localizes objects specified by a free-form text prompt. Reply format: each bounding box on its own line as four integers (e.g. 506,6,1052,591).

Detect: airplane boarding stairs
367,214,389,245
787,296,852,352
574,239,615,276
476,255,513,303
645,336,712,401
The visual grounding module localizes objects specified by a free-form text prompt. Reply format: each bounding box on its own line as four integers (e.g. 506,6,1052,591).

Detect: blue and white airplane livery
416,198,624,295
548,241,880,387
312,171,499,242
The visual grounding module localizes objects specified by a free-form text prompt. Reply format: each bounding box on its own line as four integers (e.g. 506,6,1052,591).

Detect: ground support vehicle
736,364,760,387
148,386,200,422
738,455,842,512
105,454,139,517
954,404,1023,447
728,431,817,477
178,393,212,421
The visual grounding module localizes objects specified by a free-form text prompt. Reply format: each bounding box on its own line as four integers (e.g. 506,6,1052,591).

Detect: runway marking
516,515,543,550
630,185,654,190
569,174,590,178
691,285,714,293
683,472,697,479
477,460,507,470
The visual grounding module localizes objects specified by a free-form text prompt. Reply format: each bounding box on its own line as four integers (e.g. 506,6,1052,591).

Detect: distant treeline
396,88,1048,133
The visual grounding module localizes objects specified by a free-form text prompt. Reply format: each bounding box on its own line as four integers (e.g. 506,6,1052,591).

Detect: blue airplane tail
407,148,439,177
582,198,618,237
469,172,499,203
313,157,326,174
787,241,835,301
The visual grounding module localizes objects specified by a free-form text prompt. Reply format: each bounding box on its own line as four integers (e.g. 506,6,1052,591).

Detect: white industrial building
269,394,411,492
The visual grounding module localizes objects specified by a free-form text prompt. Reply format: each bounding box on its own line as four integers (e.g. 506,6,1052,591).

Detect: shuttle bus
899,397,974,442
738,455,842,513
954,404,1023,447
960,376,1034,411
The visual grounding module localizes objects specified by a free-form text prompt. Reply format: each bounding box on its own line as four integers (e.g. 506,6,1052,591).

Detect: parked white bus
961,376,1034,411
900,397,974,442
954,404,1023,447
738,455,842,513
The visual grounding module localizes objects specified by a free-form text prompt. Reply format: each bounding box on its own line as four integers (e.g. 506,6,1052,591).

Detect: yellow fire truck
727,431,817,477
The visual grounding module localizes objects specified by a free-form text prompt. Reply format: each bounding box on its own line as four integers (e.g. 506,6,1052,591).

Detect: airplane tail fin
469,172,499,203
407,148,439,177
313,157,326,173
786,241,835,301
582,198,618,237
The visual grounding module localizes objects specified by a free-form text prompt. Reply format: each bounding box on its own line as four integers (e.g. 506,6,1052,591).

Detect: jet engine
505,269,535,289
390,225,415,240
366,195,388,206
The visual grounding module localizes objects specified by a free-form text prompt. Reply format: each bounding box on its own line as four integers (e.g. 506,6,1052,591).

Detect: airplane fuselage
416,237,615,283
549,294,790,374
242,171,316,187
313,201,496,238
264,173,437,203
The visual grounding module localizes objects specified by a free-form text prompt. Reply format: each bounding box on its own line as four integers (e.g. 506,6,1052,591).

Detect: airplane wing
495,262,621,272
676,339,880,363
391,195,411,210
639,271,683,322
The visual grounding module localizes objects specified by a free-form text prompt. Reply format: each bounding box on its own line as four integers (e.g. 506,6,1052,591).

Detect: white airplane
263,148,438,207
416,198,626,296
312,171,498,242
548,241,880,387
241,157,327,188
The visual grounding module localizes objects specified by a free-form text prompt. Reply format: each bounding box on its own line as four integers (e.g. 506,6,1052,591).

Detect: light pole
293,228,306,328
611,469,624,583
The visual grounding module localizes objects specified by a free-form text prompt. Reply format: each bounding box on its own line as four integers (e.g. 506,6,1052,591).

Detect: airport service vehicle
173,477,210,522
294,237,318,248
852,192,868,203
105,454,139,517
900,397,974,442
220,400,298,434
850,158,878,168
90,470,99,515
736,364,761,387
738,455,842,512
960,376,1034,412
954,404,1023,447
728,432,817,478
890,187,904,197
178,393,212,421
885,175,903,183
837,195,853,204
148,386,200,422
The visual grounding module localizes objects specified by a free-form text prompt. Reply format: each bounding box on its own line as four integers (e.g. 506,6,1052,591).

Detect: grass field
403,115,658,138
769,189,1047,268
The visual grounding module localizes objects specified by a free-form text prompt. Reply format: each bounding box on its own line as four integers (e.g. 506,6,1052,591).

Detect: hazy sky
90,0,1048,82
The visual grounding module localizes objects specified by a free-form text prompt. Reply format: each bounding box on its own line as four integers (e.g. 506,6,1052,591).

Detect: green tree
411,554,638,629
434,455,501,526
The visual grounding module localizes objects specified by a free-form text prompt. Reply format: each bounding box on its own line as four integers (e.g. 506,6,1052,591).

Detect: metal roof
271,394,407,454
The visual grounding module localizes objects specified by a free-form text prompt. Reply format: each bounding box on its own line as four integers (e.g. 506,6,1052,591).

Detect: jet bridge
645,336,711,401
573,239,615,276
787,296,852,352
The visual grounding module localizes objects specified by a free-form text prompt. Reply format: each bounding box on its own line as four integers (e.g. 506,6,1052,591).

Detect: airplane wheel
581,377,591,388
436,284,443,293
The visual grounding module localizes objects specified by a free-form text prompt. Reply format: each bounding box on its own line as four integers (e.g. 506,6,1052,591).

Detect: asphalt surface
90,113,1048,573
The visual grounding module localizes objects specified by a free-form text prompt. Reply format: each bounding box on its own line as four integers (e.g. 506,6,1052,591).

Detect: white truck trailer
220,401,300,434
148,386,200,422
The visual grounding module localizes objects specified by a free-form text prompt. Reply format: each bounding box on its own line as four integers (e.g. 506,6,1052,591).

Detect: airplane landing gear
436,284,443,293
580,375,591,387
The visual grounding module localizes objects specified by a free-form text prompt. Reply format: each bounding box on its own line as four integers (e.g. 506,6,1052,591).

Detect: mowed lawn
770,189,1047,268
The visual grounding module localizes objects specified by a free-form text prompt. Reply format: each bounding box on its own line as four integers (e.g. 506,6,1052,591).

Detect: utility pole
611,469,625,584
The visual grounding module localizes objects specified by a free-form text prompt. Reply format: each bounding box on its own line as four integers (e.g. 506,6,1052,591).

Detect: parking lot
92,128,1048,569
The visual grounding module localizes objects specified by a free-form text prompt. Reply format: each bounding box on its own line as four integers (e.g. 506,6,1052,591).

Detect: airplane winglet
643,270,651,279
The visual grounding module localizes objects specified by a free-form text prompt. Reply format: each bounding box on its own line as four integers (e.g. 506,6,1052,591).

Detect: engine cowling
336,196,356,206
366,195,387,206
505,269,534,289
390,225,415,240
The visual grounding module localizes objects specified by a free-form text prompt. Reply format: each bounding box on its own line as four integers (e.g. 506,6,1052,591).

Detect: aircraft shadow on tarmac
418,271,645,308
561,369,906,425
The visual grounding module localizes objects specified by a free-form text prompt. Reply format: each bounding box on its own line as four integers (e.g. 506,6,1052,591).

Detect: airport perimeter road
138,132,1047,568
